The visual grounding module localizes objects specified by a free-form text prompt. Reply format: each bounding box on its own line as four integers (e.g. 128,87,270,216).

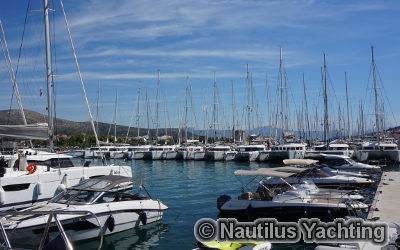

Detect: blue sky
1,0,400,135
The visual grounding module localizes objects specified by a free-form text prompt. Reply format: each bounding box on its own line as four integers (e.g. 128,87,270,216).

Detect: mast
344,72,351,140
371,46,381,137
277,47,288,142
302,74,311,142
231,81,236,143
245,64,251,144
184,78,189,141
136,87,141,138
43,0,54,149
322,53,329,145
96,82,100,134
113,90,118,143
212,72,218,142
265,74,271,137
155,70,160,145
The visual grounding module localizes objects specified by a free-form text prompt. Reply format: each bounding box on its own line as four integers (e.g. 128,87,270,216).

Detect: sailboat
0,0,132,211
260,47,306,162
306,54,352,157
355,46,400,163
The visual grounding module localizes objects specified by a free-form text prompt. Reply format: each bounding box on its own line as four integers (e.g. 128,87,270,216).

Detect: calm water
70,159,399,250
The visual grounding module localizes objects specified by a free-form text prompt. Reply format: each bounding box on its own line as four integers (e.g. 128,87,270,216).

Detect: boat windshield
346,158,357,165
318,168,335,177
51,189,102,205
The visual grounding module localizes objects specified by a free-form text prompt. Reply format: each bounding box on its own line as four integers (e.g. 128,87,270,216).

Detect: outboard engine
217,195,231,210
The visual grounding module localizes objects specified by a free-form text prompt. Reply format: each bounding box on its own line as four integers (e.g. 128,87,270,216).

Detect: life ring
26,164,37,174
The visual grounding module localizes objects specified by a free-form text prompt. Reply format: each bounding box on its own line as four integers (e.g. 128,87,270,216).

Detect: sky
1,0,400,135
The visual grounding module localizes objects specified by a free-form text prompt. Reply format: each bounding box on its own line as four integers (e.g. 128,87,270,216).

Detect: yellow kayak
196,241,271,250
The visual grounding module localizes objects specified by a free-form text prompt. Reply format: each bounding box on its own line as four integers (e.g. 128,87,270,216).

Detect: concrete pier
368,171,400,222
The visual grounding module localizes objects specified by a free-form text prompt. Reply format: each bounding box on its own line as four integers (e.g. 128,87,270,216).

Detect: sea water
72,159,398,250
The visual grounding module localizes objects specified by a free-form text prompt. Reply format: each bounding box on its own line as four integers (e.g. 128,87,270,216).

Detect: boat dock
367,171,400,222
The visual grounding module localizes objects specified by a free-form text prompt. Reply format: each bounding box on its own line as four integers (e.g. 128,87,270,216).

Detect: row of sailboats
81,46,400,163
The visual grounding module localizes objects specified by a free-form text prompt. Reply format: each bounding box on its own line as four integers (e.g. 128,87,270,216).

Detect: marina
1,0,400,249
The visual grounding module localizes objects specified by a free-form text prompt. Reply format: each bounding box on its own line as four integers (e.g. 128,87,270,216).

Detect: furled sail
0,123,48,140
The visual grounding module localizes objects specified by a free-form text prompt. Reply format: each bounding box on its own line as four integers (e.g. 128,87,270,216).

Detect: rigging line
376,68,398,126
59,0,101,150
14,0,31,78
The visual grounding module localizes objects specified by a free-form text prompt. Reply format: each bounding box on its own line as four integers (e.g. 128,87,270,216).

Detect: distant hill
0,109,185,138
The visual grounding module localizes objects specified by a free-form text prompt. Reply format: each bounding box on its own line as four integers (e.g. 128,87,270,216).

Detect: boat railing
0,209,104,250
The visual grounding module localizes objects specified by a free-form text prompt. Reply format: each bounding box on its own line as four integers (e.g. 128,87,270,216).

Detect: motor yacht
0,150,132,211
1,175,168,245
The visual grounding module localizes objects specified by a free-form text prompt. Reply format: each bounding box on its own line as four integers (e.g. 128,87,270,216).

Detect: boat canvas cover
0,123,48,140
283,159,318,166
234,168,294,178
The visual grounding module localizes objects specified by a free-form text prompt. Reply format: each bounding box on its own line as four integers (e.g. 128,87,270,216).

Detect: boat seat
238,192,253,200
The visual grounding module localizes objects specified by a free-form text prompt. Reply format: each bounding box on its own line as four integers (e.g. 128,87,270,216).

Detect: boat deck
367,171,400,222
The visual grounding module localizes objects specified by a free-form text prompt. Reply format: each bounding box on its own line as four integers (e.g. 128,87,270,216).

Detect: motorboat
235,145,266,162
306,153,381,173
259,166,375,189
1,175,168,246
218,169,368,222
0,150,132,211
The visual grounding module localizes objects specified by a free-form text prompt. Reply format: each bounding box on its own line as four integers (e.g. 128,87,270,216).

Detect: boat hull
5,210,164,246
355,149,400,163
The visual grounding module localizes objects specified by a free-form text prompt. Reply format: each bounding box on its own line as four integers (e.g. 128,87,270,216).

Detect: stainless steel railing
0,210,104,250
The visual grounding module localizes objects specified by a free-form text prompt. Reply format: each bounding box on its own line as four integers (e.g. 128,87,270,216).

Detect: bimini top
234,166,309,178
283,159,318,166
69,175,140,192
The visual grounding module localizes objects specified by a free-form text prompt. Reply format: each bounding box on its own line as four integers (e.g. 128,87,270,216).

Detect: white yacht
205,145,234,161
355,138,400,163
0,150,132,211
235,144,266,162
177,145,205,160
109,146,128,159
146,145,179,160
1,175,168,245
124,145,151,160
84,146,112,159
308,143,353,157
259,143,306,162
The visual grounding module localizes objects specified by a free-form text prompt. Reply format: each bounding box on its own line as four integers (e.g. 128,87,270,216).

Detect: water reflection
75,221,168,250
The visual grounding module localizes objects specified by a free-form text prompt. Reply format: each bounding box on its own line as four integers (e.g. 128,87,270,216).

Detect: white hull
0,165,132,211
193,152,206,160
259,150,305,162
4,201,166,245
223,151,237,161
205,151,225,161
355,149,400,163
151,151,164,160
109,152,125,159
164,151,178,160
235,151,260,162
